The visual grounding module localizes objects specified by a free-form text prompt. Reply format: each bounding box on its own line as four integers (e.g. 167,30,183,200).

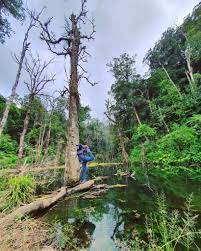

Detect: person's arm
82,148,95,162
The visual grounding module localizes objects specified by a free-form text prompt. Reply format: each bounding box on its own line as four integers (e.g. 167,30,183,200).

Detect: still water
43,167,201,250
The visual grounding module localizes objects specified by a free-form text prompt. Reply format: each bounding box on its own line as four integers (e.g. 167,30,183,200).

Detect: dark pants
80,153,95,183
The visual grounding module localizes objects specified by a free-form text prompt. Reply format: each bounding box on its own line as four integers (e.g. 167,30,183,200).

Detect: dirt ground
0,217,55,251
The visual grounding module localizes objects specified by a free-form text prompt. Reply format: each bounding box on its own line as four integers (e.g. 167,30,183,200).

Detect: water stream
43,167,201,250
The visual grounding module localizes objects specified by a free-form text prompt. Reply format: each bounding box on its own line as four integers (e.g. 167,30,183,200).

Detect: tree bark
65,15,80,185
42,119,51,163
17,96,33,171
162,65,182,98
0,43,28,136
0,180,94,227
36,121,47,165
0,17,34,136
118,130,129,166
185,46,196,93
134,106,142,125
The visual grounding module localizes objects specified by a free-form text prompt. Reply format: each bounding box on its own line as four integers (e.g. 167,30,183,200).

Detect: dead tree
17,53,55,171
42,96,57,164
184,45,197,94
34,0,96,184
0,10,43,136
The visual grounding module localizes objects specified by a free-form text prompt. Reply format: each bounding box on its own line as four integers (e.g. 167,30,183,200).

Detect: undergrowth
0,174,36,212
117,194,201,251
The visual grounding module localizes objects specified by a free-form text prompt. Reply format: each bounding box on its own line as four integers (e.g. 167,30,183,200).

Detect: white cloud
0,0,200,119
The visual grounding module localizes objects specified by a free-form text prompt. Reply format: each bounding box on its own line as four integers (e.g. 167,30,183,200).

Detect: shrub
0,134,17,154
132,124,156,142
0,152,18,168
118,194,200,251
130,125,201,167
150,126,200,166
2,174,36,211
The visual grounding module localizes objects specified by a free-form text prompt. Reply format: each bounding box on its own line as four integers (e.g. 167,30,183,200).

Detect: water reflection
44,168,201,250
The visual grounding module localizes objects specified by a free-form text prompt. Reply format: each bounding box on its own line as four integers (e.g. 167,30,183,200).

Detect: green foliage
130,125,201,167
1,174,36,211
50,222,79,250
0,135,17,169
0,0,25,43
129,147,142,164
80,118,114,162
118,194,200,251
0,134,17,153
144,27,186,72
133,124,156,142
0,152,18,168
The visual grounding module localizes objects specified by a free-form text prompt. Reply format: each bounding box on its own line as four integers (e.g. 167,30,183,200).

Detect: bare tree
34,0,96,184
17,53,55,171
184,44,197,94
42,96,57,164
0,9,43,136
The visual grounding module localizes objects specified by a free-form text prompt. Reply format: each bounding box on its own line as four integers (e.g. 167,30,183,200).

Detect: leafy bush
0,134,17,154
130,125,201,167
150,126,200,166
1,174,36,211
0,152,18,168
132,124,156,142
129,147,142,164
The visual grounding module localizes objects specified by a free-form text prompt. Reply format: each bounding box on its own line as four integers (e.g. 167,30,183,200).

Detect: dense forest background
1,2,201,250
1,2,201,174
107,2,201,173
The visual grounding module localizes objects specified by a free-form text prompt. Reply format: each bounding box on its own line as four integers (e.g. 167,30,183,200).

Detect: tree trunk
134,106,142,125
36,121,46,165
185,46,196,93
42,119,51,163
65,15,80,185
0,180,95,227
118,130,129,166
55,138,63,165
17,96,33,171
158,105,170,133
134,106,150,141
0,33,29,136
162,65,182,98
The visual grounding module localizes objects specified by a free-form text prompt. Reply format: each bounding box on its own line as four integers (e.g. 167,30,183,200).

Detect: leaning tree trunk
0,30,30,136
134,106,142,126
42,117,52,163
65,17,80,185
17,97,33,171
0,49,27,136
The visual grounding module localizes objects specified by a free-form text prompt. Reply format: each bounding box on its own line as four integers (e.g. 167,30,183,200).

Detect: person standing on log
77,144,95,183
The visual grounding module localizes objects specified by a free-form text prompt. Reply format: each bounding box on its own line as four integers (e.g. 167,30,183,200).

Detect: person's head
76,144,88,156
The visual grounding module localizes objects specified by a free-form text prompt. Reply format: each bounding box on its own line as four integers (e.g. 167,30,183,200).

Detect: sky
0,0,200,119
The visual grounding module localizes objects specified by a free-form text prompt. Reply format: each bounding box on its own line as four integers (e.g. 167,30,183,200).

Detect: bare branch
23,53,55,98
80,74,98,86
76,0,88,22
105,100,116,124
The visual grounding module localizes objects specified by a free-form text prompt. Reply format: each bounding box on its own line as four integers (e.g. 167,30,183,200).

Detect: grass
117,194,201,251
0,174,36,212
0,217,80,251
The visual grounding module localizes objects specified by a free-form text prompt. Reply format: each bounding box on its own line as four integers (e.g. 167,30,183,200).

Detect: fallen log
0,180,94,227
93,176,109,181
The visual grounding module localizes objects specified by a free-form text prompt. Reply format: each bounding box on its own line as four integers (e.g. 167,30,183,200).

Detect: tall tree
35,0,96,184
0,10,42,136
0,0,24,43
17,53,54,170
